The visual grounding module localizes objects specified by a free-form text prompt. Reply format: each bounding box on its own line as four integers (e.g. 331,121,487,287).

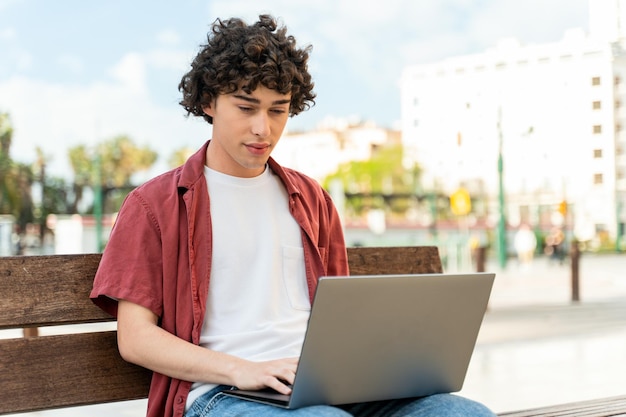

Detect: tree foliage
69,135,158,188
0,113,35,227
0,112,16,213
322,144,421,217
168,146,195,168
1,116,166,238
68,134,158,213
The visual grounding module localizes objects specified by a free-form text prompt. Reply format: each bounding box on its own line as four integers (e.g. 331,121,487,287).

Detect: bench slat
346,246,443,275
0,331,151,414
0,254,111,329
497,395,626,416
2,247,625,416
0,248,442,330
0,246,442,415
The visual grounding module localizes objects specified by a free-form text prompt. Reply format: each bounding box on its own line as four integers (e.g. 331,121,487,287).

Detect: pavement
461,252,626,413
6,252,626,416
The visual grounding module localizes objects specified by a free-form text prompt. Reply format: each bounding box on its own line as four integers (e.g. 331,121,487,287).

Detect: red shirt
90,141,349,417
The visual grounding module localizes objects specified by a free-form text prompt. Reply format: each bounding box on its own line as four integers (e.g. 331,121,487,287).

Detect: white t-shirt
186,165,309,408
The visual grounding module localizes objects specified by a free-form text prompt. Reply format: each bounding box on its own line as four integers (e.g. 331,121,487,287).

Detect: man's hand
231,357,298,395
117,300,300,392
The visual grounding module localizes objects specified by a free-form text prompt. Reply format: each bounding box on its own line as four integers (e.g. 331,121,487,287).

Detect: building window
617,123,623,132
615,76,622,85
593,125,602,134
594,149,603,158
594,173,603,184
592,101,602,110
617,99,622,108
592,76,601,86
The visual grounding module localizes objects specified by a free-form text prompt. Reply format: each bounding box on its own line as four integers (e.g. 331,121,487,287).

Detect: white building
274,119,394,182
400,0,626,243
0,215,15,256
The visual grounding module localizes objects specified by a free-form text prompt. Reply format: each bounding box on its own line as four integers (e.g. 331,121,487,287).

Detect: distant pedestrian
11,224,24,255
545,227,565,264
514,224,537,266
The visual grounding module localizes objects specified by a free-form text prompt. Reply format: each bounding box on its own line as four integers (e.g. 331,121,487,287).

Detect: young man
90,15,495,417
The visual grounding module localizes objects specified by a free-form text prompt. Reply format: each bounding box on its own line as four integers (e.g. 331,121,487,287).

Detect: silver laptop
223,272,495,409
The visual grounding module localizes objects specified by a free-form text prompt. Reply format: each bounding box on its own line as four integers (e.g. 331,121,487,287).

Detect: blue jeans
185,386,496,417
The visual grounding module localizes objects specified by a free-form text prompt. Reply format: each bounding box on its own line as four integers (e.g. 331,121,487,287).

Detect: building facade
274,120,396,183
400,1,626,244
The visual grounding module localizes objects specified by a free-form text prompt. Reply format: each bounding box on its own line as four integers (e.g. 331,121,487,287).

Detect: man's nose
252,113,271,138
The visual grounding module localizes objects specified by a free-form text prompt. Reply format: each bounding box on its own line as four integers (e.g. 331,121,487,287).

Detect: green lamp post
496,108,507,268
93,150,104,253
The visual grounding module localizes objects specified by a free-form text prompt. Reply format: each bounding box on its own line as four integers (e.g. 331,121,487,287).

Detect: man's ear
202,104,214,117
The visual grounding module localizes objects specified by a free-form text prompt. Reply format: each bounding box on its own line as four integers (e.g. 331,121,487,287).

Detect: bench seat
498,394,626,417
1,248,625,416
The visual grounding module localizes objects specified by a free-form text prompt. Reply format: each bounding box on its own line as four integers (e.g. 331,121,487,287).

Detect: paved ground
461,252,626,413
6,252,626,416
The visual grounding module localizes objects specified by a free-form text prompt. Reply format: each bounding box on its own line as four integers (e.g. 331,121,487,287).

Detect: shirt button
176,396,183,404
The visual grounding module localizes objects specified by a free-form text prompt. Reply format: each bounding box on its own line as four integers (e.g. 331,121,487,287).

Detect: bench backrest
0,246,442,415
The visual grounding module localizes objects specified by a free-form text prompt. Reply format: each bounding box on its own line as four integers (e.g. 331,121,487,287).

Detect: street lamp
93,148,104,253
92,118,104,253
496,107,507,268
617,197,624,252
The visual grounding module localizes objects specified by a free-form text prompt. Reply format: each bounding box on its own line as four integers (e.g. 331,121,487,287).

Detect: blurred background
3,0,619,265
2,0,626,415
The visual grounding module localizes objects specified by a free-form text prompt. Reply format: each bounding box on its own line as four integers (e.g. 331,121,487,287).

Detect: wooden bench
1,247,625,416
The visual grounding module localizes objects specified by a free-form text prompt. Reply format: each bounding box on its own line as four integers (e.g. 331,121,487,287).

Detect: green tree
42,176,75,215
168,146,195,168
322,144,421,219
0,112,16,213
30,146,77,217
0,112,35,228
68,135,158,213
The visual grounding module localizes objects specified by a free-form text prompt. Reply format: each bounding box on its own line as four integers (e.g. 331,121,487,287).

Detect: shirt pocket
282,245,311,311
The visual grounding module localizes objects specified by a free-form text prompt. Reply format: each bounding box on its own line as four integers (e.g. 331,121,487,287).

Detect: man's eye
239,106,253,112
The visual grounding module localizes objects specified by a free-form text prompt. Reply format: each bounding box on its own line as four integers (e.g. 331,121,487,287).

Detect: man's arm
116,300,297,394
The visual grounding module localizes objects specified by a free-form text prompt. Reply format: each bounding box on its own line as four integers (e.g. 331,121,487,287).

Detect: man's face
203,86,291,178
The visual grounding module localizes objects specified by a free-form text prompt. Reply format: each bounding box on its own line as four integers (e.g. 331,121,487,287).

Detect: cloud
0,26,32,74
202,0,587,126
156,29,182,47
467,0,588,46
0,0,22,13
56,54,85,75
0,0,591,180
145,49,193,73
109,52,147,93
0,71,209,180
0,27,16,40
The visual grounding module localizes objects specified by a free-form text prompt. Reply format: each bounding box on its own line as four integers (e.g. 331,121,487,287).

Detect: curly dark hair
178,14,316,124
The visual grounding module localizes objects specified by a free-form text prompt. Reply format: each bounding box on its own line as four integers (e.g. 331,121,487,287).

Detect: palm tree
0,112,34,227
0,112,19,214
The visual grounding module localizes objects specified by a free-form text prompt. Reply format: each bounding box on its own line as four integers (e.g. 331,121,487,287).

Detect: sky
0,0,589,179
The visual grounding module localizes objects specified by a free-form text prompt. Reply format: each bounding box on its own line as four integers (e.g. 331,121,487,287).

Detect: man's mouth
245,143,270,155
